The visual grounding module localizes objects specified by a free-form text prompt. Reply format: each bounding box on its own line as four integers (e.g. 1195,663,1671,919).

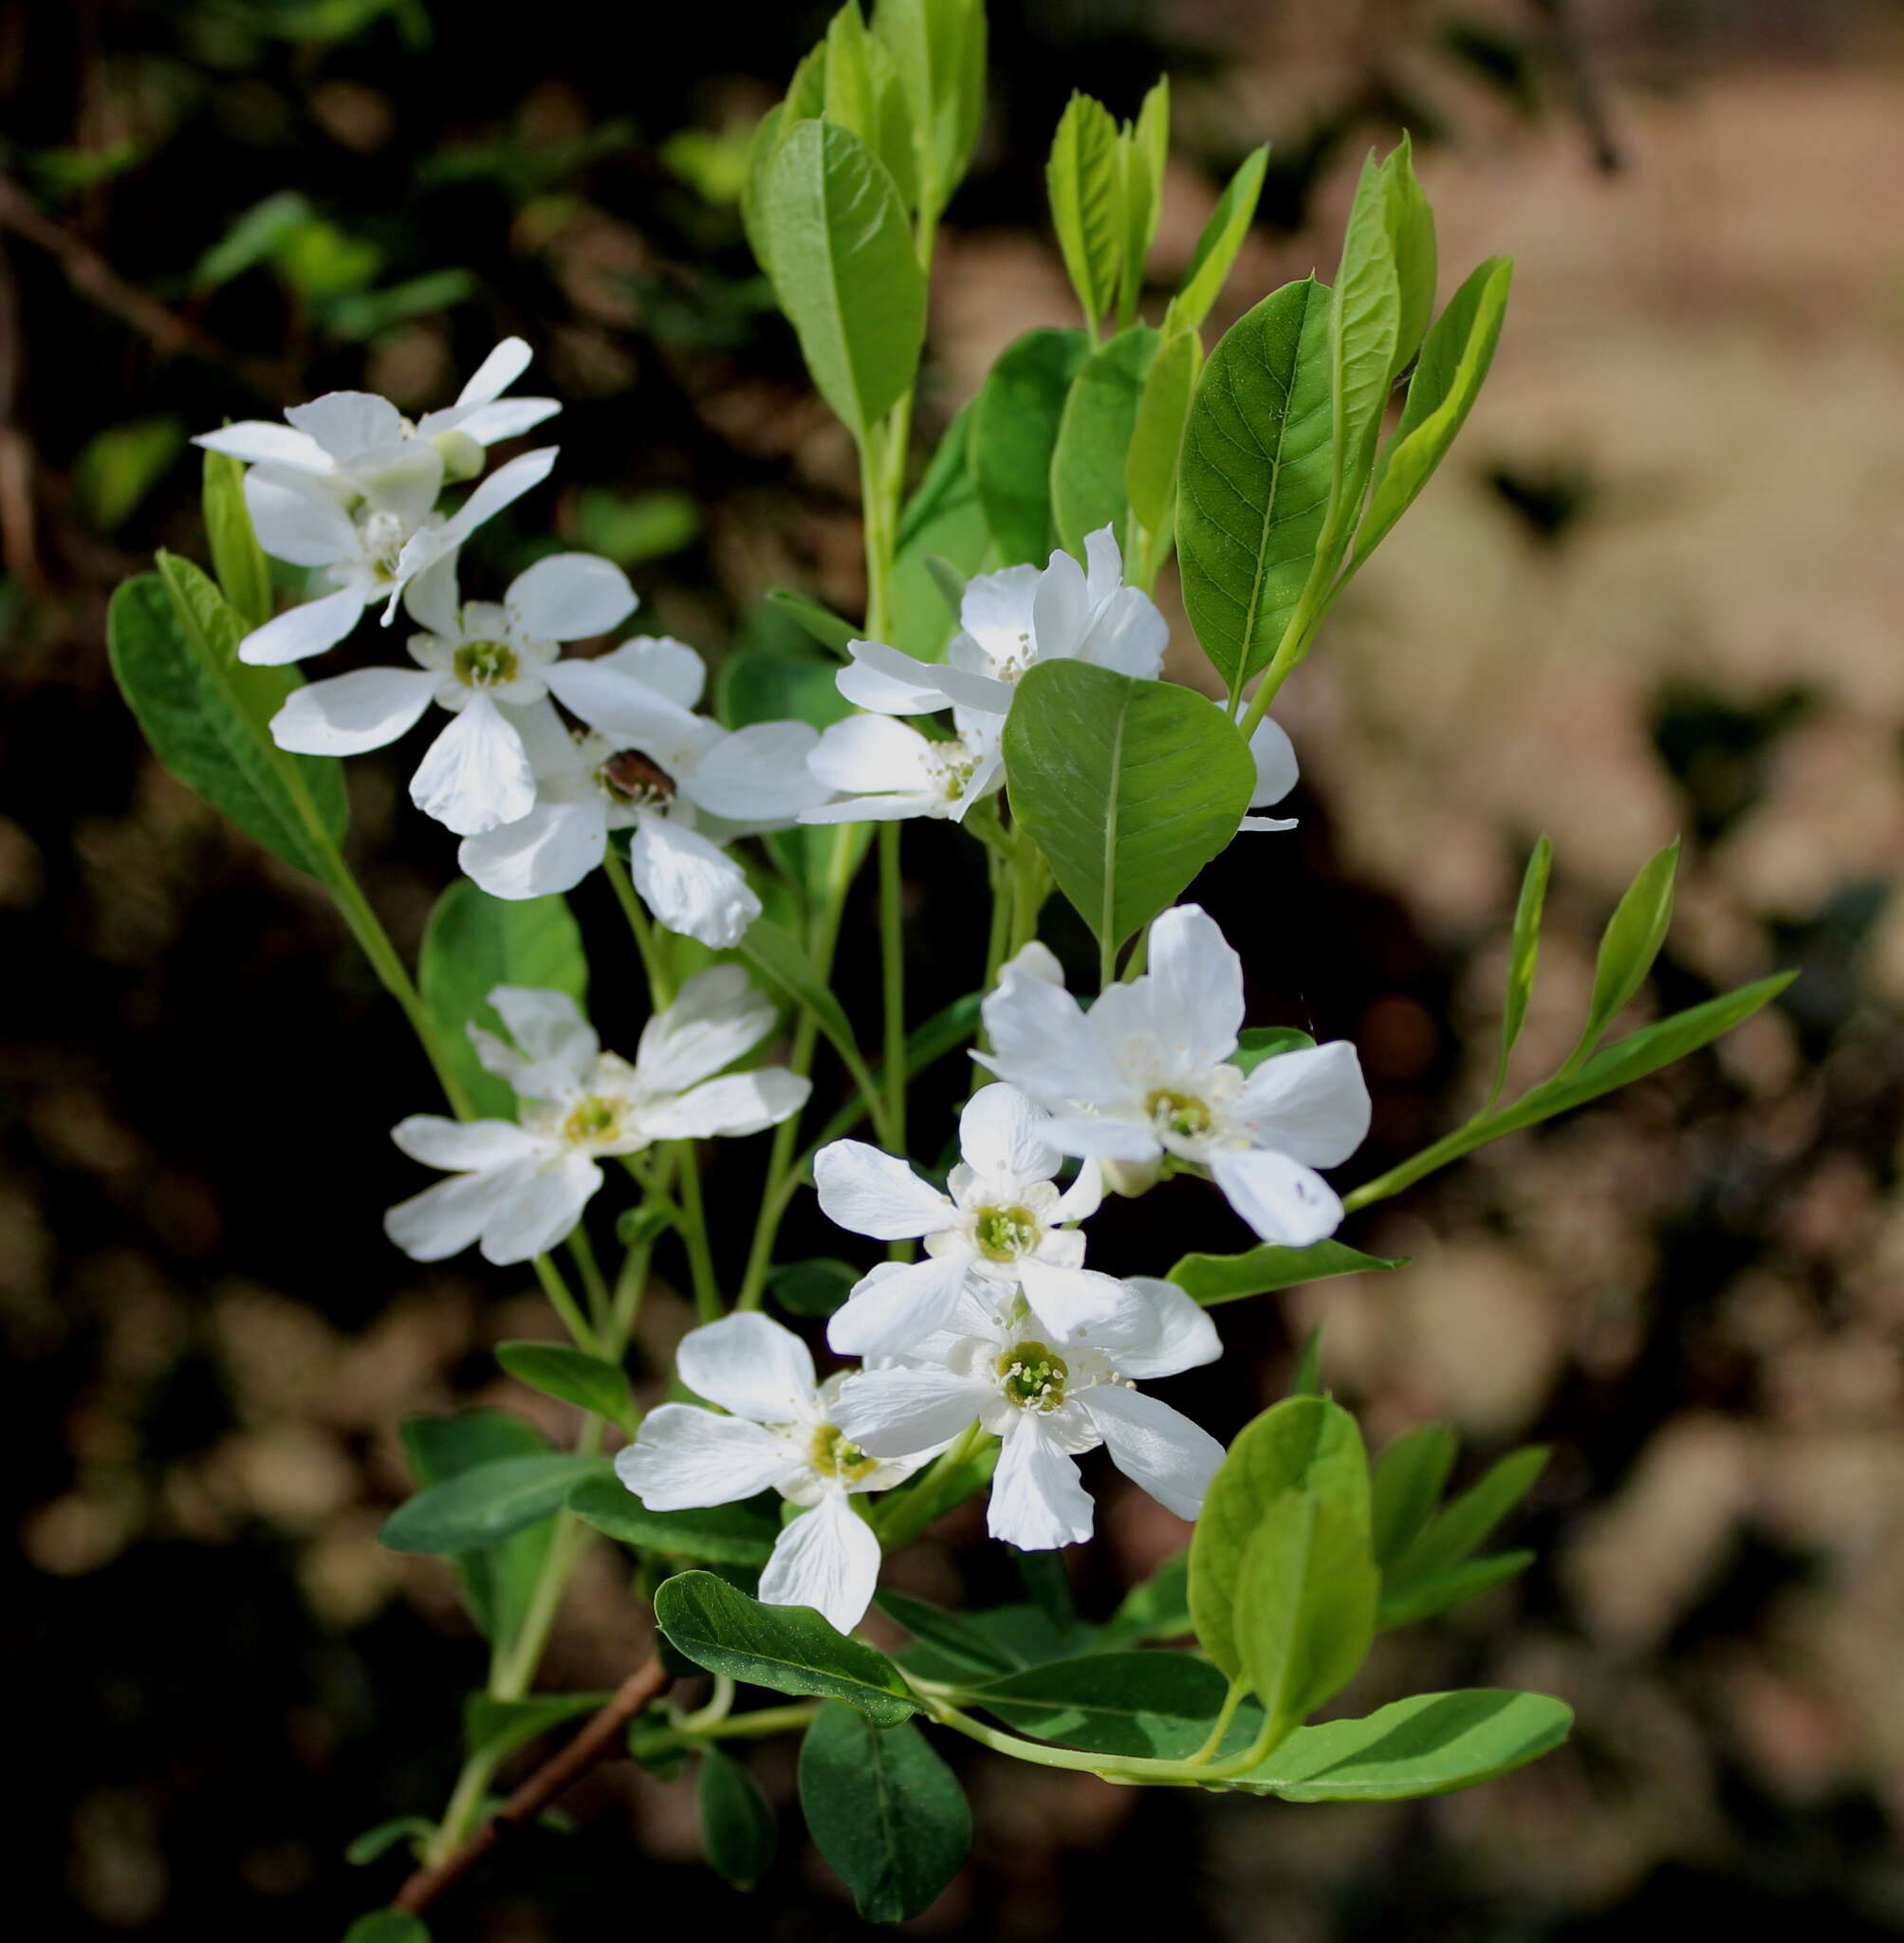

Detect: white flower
815,1083,1118,1359
266,552,636,836
195,338,558,490
455,638,828,946
832,1275,1224,1551
799,709,1003,824
384,972,808,1266
834,526,1167,721
976,905,1371,1248
615,1312,931,1634
1241,716,1300,834
235,446,557,666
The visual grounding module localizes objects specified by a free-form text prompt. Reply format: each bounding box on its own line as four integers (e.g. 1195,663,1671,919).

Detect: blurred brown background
5,0,1903,1936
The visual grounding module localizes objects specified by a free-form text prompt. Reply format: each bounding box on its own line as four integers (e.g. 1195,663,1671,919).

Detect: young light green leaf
343,1817,433,1866
1048,324,1158,558
1099,1550,1191,1647
873,0,986,228
464,1691,609,1767
1046,91,1123,330
761,119,926,440
973,1652,1262,1759
343,1915,430,1943
1002,661,1255,959
1189,1396,1370,1680
1560,839,1680,1076
1167,144,1268,335
1352,255,1512,571
1116,78,1169,325
878,1589,1019,1677
762,587,860,659
379,1453,611,1556
699,1747,777,1891
418,879,587,1120
1176,277,1333,694
1168,1238,1406,1306
567,1474,779,1565
1490,832,1551,1105
654,1571,920,1724
495,1342,636,1430
893,401,990,657
1234,1490,1379,1730
201,450,271,630
799,1703,970,1922
1378,1549,1535,1629
1220,1688,1573,1800
1124,324,1200,542
1370,1422,1457,1568
1389,1445,1548,1585
823,3,880,150
738,915,884,1124
1381,133,1436,379
971,326,1090,566
109,566,345,879
1324,152,1404,525
741,102,788,279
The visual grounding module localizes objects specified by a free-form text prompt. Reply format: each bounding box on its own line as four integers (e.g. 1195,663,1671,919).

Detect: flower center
360,509,410,581
453,638,519,689
996,1340,1067,1412
595,749,677,806
972,1204,1040,1263
562,1095,620,1145
809,1423,878,1483
1146,1088,1211,1140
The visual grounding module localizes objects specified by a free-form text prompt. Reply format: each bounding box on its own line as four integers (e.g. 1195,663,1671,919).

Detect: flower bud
1101,1153,1162,1198
431,429,486,481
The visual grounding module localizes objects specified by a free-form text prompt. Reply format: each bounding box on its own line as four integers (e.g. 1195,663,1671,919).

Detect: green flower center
997,1340,1067,1412
809,1423,878,1482
1146,1088,1211,1139
972,1204,1040,1263
453,638,519,688
563,1096,619,1144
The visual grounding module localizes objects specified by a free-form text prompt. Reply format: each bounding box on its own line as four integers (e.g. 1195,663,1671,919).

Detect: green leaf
202,450,272,631
74,416,183,533
700,1748,777,1891
1370,1423,1457,1568
495,1342,635,1430
1176,278,1334,694
1189,1396,1369,1681
873,0,986,228
1285,1323,1324,1397
1381,134,1437,379
798,1702,970,1922
738,916,882,1116
108,565,346,879
761,588,860,659
767,1257,860,1317
1221,1688,1573,1800
970,326,1090,566
1390,1446,1548,1585
1167,145,1269,334
1045,91,1123,329
343,1915,430,1943
571,486,700,565
654,1571,920,1724
1003,660,1255,960
823,3,880,150
761,119,926,440
1353,255,1511,570
1379,1549,1535,1629
194,191,314,290
1117,78,1170,324
1124,324,1201,543
343,1817,433,1866
974,1652,1261,1759
893,401,991,657
1230,1025,1317,1074
1324,152,1404,534
1490,832,1551,1104
567,1474,779,1564
1562,839,1680,1074
878,1590,1018,1677
379,1453,612,1556
1169,1239,1406,1306
464,1691,608,1767
1099,1550,1192,1647
1233,1490,1378,1727
418,879,588,1120
1048,324,1159,559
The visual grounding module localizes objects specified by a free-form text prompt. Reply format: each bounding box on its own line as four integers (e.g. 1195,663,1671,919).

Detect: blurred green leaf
74,418,184,533
380,1454,612,1555
1048,324,1158,560
323,268,478,340
700,1747,776,1890
573,488,701,566
193,192,314,290
971,326,1089,567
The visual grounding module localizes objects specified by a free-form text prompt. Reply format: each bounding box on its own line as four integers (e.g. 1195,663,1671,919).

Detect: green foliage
464,1691,608,1766
1045,92,1123,331
1563,839,1681,1074
1371,1423,1459,1567
766,1257,860,1316
1049,324,1158,558
892,401,992,656
494,1342,636,1431
379,1453,611,1555
1490,833,1552,1103
1099,1550,1191,1646
202,451,271,631
342,1915,430,1943
74,417,184,533
738,916,885,1128
1378,1444,1547,1628
571,487,701,566
699,1748,777,1891
1124,324,1200,546
567,1475,780,1565
878,1590,1018,1676
970,1651,1257,1758
970,326,1089,566
1233,1491,1378,1730
1168,1238,1407,1306
872,0,987,229
1167,145,1269,334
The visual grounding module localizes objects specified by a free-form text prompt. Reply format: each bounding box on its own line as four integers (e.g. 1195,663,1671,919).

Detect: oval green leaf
971,326,1089,566
495,1342,635,1430
1167,144,1268,335
567,1474,779,1565
700,1747,777,1892
379,1453,611,1556
1233,1490,1378,1728
1045,91,1122,329
1168,1238,1406,1306
971,1651,1259,1759
1048,324,1158,559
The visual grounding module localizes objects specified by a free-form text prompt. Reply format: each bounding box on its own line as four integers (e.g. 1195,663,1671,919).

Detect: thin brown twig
390,1656,671,1918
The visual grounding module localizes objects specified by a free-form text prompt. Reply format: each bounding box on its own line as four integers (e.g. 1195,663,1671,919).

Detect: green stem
671,1141,724,1322
686,1702,821,1743
602,848,674,1008
532,1255,599,1357
1008,830,1048,957
567,1229,611,1336
874,1420,990,1551
1183,1679,1246,1766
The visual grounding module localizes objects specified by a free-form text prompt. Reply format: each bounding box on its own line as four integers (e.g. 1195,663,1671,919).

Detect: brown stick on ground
392,1656,670,1917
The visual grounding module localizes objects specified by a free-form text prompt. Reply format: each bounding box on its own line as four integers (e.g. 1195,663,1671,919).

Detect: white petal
637,965,773,1090
238,586,368,665
628,815,760,949
808,715,935,795
1237,814,1300,834
409,696,535,835
988,1418,1095,1549
508,553,636,640
1105,1277,1222,1379
1079,1383,1223,1521
1037,1115,1160,1163
593,635,706,711
1016,1260,1141,1345
285,391,404,460
269,666,434,753
437,446,558,548
485,987,599,1093
385,1166,522,1261
1145,905,1244,1070
758,1490,881,1634
390,1114,543,1171
832,1367,989,1458
679,720,825,823
459,802,607,899
825,1250,973,1359
978,960,1126,1114
956,563,1040,657
439,397,561,445
614,1405,788,1508
1049,1157,1103,1224
1081,526,1125,607
1236,1040,1372,1167
813,1142,952,1241
957,1083,1060,1188
478,1154,601,1263
353,443,444,527
194,421,330,471
455,337,533,407
677,1311,816,1424
641,1068,809,1139
837,638,954,715
546,657,704,747
798,791,937,824
1208,1146,1344,1248
402,550,462,638
1248,716,1299,808
1079,585,1168,678
244,469,360,566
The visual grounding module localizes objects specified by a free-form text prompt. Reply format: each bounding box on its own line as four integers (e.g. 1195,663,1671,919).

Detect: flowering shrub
103,2,1792,1933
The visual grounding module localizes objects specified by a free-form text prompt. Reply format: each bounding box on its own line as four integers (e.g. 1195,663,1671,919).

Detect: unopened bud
431,430,485,482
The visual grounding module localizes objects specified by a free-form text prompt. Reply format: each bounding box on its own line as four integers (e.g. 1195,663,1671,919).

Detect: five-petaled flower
384,972,807,1266
615,1312,934,1634
978,905,1371,1247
